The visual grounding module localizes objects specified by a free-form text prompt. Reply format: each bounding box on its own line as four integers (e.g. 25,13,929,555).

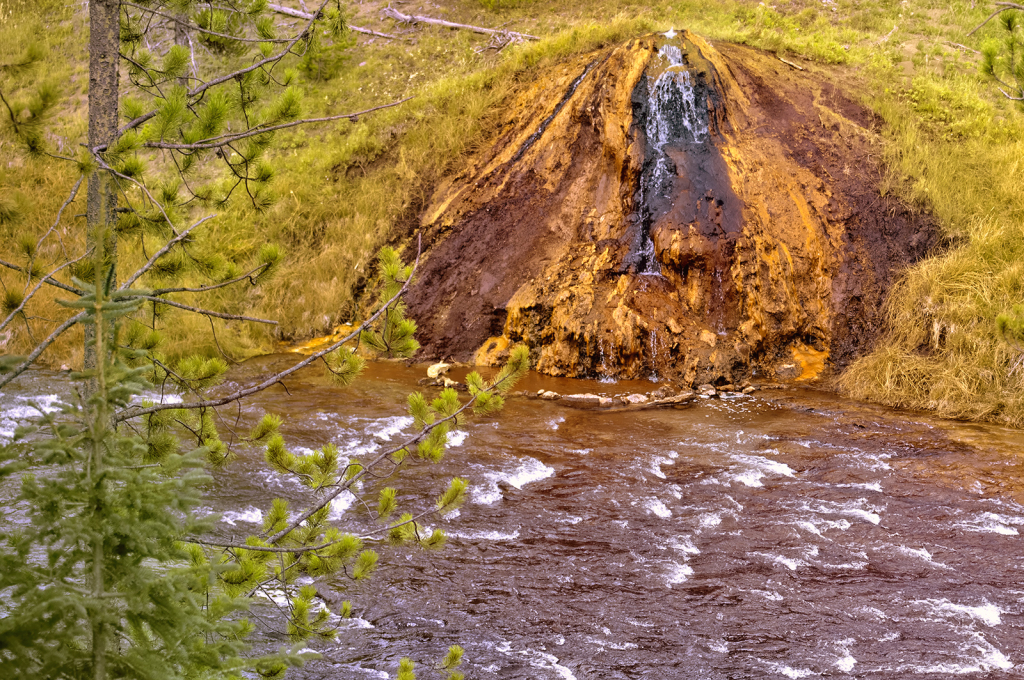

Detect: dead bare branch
1,249,93,335
381,5,537,41
120,214,216,290
136,295,278,325
267,3,401,39
0,312,86,390
968,2,1024,37
0,259,83,295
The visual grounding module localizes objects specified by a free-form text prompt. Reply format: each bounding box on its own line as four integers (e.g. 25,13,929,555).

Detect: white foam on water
337,617,374,629
730,469,766,487
794,515,854,536
893,545,948,568
837,481,883,492
258,587,290,606
835,653,856,673
371,416,413,441
664,561,694,586
493,640,577,680
549,416,565,430
449,528,521,541
446,430,468,447
803,498,882,525
884,632,1013,674
585,636,639,650
834,638,857,673
753,552,803,571
644,498,672,518
728,454,796,487
329,487,358,520
817,560,868,570
473,457,555,505
822,519,852,532
708,639,728,653
699,513,722,529
1,394,66,441
556,515,583,524
795,521,822,537
506,457,555,488
916,598,1002,626
670,537,700,555
954,511,1021,536
854,606,888,621
749,589,783,601
221,506,263,526
650,455,675,479
763,662,817,678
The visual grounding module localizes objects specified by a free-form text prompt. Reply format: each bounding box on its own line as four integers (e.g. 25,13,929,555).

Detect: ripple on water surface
7,360,1024,678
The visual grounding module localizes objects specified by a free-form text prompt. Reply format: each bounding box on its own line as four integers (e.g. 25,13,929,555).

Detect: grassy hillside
2,0,1024,424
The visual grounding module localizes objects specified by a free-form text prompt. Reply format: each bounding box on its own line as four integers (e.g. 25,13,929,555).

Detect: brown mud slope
405,32,939,384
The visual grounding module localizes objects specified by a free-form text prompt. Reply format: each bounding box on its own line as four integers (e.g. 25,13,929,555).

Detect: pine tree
0,2,529,678
974,3,1024,103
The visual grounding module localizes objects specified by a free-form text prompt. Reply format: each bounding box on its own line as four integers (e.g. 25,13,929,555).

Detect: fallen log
381,5,538,41
267,3,401,40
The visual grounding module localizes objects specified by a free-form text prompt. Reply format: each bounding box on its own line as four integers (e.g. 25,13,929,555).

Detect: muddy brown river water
3,356,1024,679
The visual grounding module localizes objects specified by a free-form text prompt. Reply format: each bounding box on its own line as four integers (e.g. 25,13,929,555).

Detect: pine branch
112,0,334,141
149,263,271,295
0,312,86,390
264,361,522,546
0,87,21,135
1,249,93,334
968,2,1024,37
0,258,83,295
113,237,423,423
31,174,82,266
120,214,217,290
142,97,413,151
136,295,278,324
122,1,294,43
92,156,181,237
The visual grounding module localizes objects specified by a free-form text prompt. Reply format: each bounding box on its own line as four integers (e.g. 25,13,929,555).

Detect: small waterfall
596,336,617,383
648,328,661,382
630,42,712,275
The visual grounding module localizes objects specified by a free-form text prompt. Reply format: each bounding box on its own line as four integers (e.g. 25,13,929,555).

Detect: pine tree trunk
86,3,119,676
85,0,119,375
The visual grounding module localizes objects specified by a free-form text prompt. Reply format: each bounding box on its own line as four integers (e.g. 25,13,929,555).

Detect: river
3,356,1024,679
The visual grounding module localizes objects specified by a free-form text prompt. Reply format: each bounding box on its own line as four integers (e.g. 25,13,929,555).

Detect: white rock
426,362,451,379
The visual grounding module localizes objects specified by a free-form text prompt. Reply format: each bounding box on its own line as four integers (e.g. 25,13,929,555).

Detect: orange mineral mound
404,32,939,384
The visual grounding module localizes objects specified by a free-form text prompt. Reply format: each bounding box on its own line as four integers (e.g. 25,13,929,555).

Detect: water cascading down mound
405,31,939,384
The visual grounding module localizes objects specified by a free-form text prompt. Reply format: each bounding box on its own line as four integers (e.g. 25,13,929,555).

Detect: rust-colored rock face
405,32,938,384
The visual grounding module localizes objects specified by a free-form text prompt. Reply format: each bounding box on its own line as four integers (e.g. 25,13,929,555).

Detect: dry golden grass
4,0,1024,428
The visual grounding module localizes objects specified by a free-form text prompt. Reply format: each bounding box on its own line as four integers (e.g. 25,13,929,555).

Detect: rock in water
407,31,938,385
426,362,451,379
